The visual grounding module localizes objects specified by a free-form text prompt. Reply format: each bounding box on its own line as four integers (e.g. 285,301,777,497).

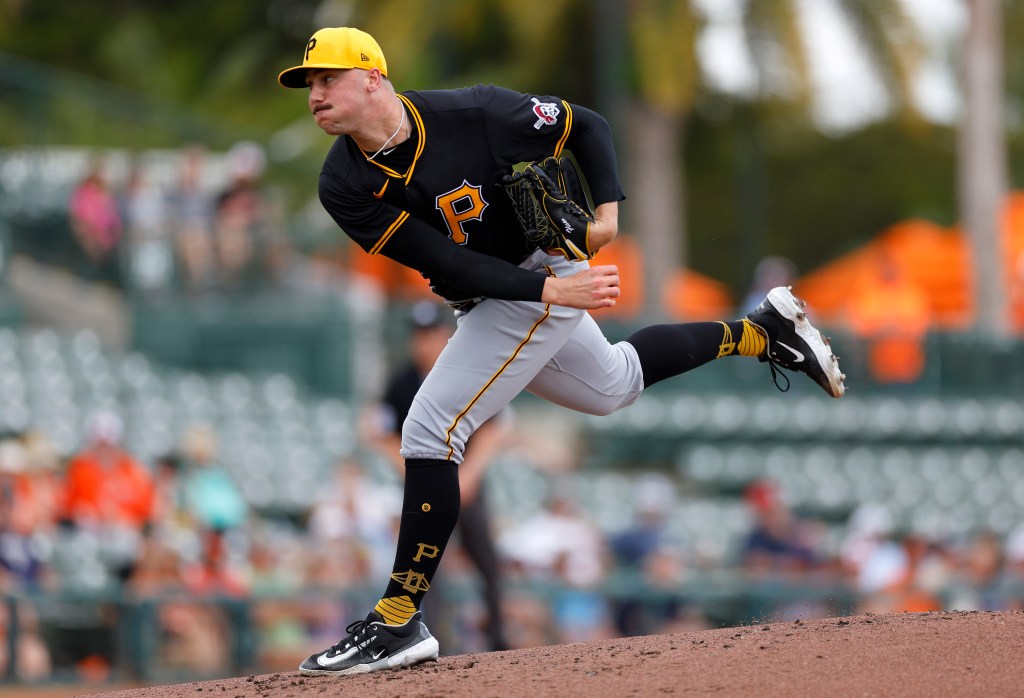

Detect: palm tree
619,0,701,316
958,0,1008,338
623,0,925,316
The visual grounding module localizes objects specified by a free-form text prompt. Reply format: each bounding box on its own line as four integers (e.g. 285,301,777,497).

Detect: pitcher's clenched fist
542,265,620,309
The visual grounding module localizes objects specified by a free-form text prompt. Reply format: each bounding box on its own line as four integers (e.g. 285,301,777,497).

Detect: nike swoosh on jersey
776,341,805,363
317,635,378,667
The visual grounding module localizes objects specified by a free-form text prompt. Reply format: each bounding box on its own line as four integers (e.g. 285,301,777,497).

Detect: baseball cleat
298,610,439,676
745,286,846,398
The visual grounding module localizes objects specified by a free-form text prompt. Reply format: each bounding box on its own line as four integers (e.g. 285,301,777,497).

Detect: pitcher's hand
541,265,620,309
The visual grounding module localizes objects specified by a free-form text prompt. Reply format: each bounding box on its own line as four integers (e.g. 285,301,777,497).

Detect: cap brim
277,64,347,88
278,66,310,88
278,63,385,88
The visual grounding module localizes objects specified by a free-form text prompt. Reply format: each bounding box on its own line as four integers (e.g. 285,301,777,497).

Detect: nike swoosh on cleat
373,648,387,660
317,651,354,668
317,635,378,667
776,341,805,363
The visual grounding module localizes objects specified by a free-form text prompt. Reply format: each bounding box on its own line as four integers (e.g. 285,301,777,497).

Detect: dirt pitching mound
84,610,1023,697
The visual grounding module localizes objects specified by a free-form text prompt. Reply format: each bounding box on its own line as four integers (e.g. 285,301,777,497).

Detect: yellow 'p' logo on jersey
435,180,488,245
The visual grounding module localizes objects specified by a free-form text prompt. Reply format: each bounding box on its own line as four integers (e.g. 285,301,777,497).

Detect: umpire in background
364,300,509,652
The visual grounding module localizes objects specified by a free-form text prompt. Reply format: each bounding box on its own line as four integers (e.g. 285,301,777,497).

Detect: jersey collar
361,94,425,185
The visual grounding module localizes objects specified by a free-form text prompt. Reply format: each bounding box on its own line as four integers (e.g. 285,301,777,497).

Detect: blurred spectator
946,530,1012,612
0,437,55,591
610,474,677,569
306,457,401,584
151,452,186,531
179,424,247,532
500,591,556,649
20,430,62,529
247,527,310,671
163,528,251,675
740,479,819,576
608,474,692,636
60,411,154,527
846,249,931,384
498,483,613,643
181,527,248,598
499,484,608,588
0,601,52,682
149,451,199,567
839,502,895,584
1005,523,1024,585
124,533,232,676
134,528,244,676
841,504,947,614
68,157,123,282
119,160,175,294
739,479,833,621
126,532,185,598
59,410,155,581
856,532,944,614
211,141,271,291
120,160,168,243
361,300,511,651
741,256,797,314
167,146,216,295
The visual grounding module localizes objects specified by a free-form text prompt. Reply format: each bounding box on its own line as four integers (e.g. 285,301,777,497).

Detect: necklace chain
367,107,406,161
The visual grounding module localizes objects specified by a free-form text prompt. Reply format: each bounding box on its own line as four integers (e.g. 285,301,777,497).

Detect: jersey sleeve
562,104,625,206
479,87,625,206
380,219,548,303
318,166,408,255
477,85,576,166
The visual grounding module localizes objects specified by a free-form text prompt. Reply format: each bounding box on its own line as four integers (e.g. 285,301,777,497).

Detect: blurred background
1,0,1023,691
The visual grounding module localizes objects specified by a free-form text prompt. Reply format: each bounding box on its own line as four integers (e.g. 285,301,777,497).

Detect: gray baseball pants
401,249,645,464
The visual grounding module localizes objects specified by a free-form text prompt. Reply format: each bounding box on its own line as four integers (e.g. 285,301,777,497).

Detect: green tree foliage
686,101,958,292
0,0,1016,298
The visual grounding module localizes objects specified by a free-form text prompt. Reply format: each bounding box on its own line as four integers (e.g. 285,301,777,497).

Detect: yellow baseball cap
278,27,388,88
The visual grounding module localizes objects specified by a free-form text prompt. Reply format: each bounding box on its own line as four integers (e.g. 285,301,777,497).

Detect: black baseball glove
500,156,595,262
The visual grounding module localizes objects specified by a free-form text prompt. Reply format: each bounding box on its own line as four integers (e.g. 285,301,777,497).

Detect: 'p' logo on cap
277,27,388,88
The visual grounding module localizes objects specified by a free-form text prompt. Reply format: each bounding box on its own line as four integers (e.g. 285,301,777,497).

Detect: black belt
445,297,482,312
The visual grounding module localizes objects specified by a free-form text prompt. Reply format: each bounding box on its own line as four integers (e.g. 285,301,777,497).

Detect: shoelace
328,618,372,656
765,359,791,393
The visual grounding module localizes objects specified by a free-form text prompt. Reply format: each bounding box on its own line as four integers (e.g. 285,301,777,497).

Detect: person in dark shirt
366,301,508,652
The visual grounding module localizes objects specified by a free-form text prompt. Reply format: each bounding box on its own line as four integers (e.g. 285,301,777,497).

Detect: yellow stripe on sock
716,322,736,359
375,596,417,625
737,319,767,357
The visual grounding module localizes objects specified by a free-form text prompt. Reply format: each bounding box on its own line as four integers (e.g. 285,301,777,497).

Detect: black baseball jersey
379,364,422,435
318,85,624,303
378,362,504,446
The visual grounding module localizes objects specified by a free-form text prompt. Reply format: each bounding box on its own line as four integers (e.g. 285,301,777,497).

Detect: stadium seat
988,400,1024,438
749,396,788,436
908,398,947,439
918,447,952,484
708,395,747,436
995,448,1024,484
668,394,707,434
949,399,987,439
832,397,867,437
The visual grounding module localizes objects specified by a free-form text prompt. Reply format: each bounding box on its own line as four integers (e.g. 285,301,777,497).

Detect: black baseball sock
626,319,766,387
375,458,460,625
